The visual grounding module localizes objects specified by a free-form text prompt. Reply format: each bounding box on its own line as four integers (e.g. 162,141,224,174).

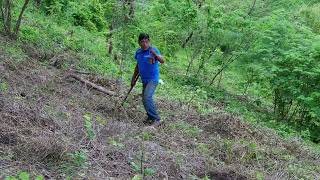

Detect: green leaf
17,171,29,180
130,162,140,172
4,176,17,180
0,82,8,91
256,171,264,180
35,175,44,180
109,139,124,148
144,168,155,176
131,174,142,180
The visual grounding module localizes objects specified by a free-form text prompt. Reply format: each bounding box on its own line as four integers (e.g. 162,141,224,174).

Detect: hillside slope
0,36,319,179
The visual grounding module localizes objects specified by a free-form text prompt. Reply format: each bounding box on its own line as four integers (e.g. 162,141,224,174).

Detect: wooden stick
121,74,139,106
67,74,116,96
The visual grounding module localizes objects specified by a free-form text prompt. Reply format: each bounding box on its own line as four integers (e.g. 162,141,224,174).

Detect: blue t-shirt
134,47,160,84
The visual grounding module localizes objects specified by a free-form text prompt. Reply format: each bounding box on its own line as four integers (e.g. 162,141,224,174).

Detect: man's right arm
131,64,139,86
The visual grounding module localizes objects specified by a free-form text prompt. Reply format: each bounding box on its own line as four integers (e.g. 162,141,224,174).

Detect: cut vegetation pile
0,37,319,179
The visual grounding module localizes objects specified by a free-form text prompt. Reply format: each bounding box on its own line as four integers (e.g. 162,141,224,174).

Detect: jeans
142,80,160,121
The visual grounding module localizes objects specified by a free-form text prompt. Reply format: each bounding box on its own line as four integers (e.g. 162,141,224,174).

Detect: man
131,33,164,127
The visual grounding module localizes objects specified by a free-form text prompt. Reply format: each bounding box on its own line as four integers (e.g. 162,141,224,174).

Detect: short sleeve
134,51,138,61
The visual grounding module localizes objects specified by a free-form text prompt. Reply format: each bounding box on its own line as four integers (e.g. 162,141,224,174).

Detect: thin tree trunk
217,70,223,88
7,0,11,34
247,0,257,16
209,40,251,86
195,46,217,77
3,0,12,35
107,23,113,54
123,0,134,22
284,100,293,121
182,31,193,48
14,0,30,38
119,55,123,77
185,51,197,76
288,103,299,121
273,89,279,116
128,0,135,18
0,4,5,28
195,56,205,77
209,54,236,86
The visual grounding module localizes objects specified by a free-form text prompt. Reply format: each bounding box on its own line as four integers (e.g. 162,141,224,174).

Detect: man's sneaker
150,121,162,128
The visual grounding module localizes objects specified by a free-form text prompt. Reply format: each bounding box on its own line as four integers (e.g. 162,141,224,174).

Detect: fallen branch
67,73,116,96
73,70,93,75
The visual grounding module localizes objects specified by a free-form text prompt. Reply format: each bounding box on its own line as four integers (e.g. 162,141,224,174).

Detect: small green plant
67,150,88,168
255,171,264,180
142,131,152,141
83,113,95,140
201,176,210,180
0,81,9,91
59,149,89,175
246,142,258,160
35,175,44,180
129,161,155,177
2,44,28,62
4,171,43,180
4,176,16,180
223,139,234,164
96,115,107,125
18,172,29,180
108,137,125,148
169,121,202,137
196,143,209,154
143,167,155,176
130,174,142,180
188,175,210,180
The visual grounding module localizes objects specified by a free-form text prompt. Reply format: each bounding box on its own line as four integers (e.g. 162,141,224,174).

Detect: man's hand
149,49,156,64
148,57,155,64
150,49,157,56
131,64,139,87
150,49,164,64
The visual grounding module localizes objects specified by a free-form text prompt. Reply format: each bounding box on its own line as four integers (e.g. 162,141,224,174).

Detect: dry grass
0,41,319,179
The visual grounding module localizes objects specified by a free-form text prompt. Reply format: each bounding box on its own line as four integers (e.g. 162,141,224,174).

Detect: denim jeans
142,80,160,121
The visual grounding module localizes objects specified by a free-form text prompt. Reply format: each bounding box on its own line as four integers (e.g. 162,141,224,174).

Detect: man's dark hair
138,33,150,42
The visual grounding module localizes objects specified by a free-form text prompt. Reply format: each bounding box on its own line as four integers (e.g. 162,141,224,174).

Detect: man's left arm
150,48,164,64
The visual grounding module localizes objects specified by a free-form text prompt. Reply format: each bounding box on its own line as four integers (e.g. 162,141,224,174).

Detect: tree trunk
185,51,197,76
128,0,135,18
107,23,113,54
182,31,193,48
123,0,135,22
209,40,251,86
14,0,30,38
0,2,5,29
247,0,257,16
195,46,217,78
217,70,223,88
209,54,235,86
2,0,12,35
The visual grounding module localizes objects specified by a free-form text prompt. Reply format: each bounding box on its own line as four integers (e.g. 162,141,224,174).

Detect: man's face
139,38,150,50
